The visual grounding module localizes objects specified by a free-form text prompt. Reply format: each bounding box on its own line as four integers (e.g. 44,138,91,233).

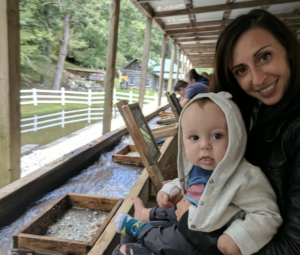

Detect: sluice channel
0,116,164,254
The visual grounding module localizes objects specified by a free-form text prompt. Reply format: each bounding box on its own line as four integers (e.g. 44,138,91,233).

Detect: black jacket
178,113,300,255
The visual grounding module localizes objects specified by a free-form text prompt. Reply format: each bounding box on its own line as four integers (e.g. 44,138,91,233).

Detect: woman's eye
260,53,270,62
236,67,246,75
213,134,223,139
190,135,199,141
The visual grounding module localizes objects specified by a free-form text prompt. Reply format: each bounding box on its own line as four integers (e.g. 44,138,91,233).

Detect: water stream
0,116,163,254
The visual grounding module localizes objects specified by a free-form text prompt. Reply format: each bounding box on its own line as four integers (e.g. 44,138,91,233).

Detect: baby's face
181,101,228,170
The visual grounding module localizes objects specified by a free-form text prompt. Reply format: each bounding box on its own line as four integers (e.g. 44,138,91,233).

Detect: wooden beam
102,0,120,135
165,19,231,30
158,34,167,106
176,49,181,82
170,31,221,39
175,37,218,43
168,42,176,92
167,25,224,35
192,63,213,68
0,0,21,188
180,43,216,49
185,48,215,53
153,0,300,19
180,53,184,80
139,18,152,109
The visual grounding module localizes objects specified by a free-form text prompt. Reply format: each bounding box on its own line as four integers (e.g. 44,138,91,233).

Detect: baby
113,92,282,255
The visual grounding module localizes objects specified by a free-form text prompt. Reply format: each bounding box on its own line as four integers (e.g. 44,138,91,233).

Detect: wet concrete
0,116,163,254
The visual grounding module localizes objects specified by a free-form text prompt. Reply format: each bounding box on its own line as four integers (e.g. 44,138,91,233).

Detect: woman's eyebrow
253,45,271,57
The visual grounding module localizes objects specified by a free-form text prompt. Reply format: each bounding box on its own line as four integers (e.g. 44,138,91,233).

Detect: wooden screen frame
165,92,182,121
121,103,161,165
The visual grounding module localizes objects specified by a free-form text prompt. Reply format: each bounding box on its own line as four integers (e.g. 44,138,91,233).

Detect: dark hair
209,9,300,131
186,69,200,82
174,80,188,91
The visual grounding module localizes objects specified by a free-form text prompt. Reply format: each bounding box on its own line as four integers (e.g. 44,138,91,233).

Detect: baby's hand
157,191,173,208
175,196,191,221
217,234,241,255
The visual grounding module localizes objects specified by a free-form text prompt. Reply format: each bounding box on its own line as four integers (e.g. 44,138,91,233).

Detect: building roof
129,0,300,68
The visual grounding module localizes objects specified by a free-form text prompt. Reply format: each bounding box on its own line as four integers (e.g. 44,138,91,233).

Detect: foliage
20,0,165,86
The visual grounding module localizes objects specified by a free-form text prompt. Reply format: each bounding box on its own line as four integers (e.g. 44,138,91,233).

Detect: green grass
21,103,104,117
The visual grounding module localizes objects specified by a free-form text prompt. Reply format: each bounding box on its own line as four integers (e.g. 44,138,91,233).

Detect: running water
0,116,163,254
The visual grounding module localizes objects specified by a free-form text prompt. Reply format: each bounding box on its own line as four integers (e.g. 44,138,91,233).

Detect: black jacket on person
178,105,300,255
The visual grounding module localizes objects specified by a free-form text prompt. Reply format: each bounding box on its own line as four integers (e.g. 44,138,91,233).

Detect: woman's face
230,28,291,105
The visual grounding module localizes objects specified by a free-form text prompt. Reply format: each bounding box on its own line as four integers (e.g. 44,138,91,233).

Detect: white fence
20,107,105,133
20,88,158,106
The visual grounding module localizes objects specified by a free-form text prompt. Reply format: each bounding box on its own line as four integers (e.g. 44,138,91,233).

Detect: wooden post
138,18,152,109
176,48,181,83
0,0,21,188
180,53,184,80
185,58,190,74
167,42,176,92
102,0,120,135
158,34,167,107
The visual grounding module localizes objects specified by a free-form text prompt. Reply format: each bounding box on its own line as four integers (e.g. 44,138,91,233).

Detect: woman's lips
258,80,277,96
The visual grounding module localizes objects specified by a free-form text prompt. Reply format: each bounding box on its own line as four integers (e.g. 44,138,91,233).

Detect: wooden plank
14,194,123,254
153,0,300,18
170,31,221,39
158,34,167,106
113,145,143,165
158,111,174,117
157,135,178,171
139,18,152,109
0,102,170,229
0,0,21,188
176,36,218,43
88,169,150,255
152,125,178,139
102,0,120,134
168,26,224,35
156,116,177,125
16,233,88,255
167,42,176,92
68,194,121,211
176,49,181,82
116,101,164,191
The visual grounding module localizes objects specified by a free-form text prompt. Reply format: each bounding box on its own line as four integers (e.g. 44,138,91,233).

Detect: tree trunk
52,13,70,90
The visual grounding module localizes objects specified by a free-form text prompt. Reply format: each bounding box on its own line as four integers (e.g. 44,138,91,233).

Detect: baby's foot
114,212,150,238
132,196,151,222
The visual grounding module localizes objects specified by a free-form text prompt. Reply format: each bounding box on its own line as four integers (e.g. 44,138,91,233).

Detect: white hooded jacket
160,92,282,255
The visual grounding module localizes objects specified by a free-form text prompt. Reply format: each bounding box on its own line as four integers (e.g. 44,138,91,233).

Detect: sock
115,213,151,238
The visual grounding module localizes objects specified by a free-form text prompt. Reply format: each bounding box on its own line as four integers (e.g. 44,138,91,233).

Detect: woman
179,69,208,107
177,9,300,255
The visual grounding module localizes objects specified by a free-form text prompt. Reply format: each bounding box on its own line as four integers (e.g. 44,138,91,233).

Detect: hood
177,92,247,191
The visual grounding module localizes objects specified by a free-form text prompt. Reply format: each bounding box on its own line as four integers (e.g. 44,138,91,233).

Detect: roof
153,59,181,73
129,0,300,68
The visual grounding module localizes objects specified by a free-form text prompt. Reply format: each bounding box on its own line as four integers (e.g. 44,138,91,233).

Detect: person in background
177,9,300,255
176,69,208,108
200,71,210,81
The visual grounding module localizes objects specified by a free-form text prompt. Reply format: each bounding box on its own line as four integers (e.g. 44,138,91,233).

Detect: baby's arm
223,167,282,255
218,234,241,255
158,178,183,208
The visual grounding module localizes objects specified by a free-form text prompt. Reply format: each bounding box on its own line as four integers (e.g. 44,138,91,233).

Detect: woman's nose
252,67,267,87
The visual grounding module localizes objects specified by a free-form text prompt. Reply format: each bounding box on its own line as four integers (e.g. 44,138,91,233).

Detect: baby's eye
212,134,223,139
190,135,199,141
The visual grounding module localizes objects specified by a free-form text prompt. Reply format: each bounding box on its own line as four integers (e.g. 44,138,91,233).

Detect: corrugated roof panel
268,3,300,13
229,7,257,18
161,15,190,25
193,0,226,8
195,11,224,21
150,0,185,12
